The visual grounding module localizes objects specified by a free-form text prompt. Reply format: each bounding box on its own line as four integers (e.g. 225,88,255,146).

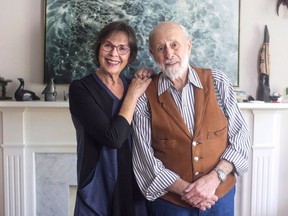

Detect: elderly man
132,21,251,216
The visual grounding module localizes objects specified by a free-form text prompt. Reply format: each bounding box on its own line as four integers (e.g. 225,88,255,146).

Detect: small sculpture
256,25,270,102
270,92,281,102
14,78,40,101
0,76,12,100
63,91,69,101
277,0,288,15
42,78,57,101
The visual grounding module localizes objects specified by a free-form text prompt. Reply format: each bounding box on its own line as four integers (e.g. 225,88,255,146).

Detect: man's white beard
158,55,189,81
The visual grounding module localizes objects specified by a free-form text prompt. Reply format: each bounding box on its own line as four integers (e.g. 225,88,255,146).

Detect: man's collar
188,66,203,89
157,66,203,96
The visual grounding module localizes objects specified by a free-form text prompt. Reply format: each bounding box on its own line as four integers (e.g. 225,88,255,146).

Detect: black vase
256,73,270,102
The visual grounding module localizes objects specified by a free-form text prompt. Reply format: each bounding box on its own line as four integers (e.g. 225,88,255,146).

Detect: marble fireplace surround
1,101,288,216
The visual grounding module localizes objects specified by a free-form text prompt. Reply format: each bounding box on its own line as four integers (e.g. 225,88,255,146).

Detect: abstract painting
44,0,240,85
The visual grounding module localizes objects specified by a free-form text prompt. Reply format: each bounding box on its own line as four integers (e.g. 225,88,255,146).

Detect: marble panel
35,153,77,216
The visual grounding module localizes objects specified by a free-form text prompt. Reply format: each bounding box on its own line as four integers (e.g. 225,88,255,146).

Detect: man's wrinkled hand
181,172,220,209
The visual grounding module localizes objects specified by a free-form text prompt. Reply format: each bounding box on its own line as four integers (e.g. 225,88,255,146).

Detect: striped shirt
132,67,251,201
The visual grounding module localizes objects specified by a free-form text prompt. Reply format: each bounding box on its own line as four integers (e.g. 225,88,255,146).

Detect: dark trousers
147,186,235,216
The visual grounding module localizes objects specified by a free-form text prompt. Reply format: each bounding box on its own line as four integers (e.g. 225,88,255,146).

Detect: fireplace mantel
1,100,288,108
1,101,288,216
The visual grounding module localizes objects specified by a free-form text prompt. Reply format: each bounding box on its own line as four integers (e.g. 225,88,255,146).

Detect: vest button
192,141,197,146
195,172,199,176
194,156,199,161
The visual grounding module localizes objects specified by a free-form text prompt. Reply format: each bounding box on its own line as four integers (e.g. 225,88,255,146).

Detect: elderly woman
69,21,151,216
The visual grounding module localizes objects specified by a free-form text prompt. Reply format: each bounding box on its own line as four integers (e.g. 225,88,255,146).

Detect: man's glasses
102,42,130,55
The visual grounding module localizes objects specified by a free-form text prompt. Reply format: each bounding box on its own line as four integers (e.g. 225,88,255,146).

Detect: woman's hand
134,67,155,80
118,70,152,124
128,75,152,99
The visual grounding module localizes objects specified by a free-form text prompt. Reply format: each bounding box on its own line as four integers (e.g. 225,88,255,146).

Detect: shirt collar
158,66,203,96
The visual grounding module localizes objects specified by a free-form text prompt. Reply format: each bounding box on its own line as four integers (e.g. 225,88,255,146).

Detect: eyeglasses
102,41,130,55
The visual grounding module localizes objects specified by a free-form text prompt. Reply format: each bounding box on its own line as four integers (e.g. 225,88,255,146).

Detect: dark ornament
269,93,281,102
42,78,57,101
256,25,271,102
0,76,12,100
256,73,271,102
248,95,255,101
63,91,69,101
277,0,288,15
14,78,40,101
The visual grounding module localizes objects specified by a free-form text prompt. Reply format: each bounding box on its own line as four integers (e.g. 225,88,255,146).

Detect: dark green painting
44,0,239,85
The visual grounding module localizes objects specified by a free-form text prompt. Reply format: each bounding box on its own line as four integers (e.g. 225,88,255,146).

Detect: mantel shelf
1,101,288,110
0,101,69,108
238,102,288,110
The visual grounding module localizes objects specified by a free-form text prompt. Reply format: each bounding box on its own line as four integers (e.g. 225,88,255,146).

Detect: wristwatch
214,168,227,183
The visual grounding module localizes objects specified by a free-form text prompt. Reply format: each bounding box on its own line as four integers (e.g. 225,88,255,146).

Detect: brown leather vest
145,68,236,208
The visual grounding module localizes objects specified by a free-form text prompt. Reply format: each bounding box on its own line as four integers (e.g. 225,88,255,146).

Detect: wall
239,0,288,96
1,0,288,215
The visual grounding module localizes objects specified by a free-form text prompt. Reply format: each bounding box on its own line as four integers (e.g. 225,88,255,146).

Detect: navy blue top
69,72,147,216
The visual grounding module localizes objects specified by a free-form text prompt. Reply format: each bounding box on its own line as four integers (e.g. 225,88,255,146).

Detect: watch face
219,171,225,181
215,169,226,183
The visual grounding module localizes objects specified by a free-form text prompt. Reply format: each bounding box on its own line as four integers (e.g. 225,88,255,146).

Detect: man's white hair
149,21,191,49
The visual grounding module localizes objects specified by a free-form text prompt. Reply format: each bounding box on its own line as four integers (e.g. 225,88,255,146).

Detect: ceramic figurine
0,76,12,100
42,78,57,101
14,78,40,101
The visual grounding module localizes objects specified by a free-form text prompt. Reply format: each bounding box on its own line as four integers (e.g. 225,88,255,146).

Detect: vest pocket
207,126,227,140
152,139,177,149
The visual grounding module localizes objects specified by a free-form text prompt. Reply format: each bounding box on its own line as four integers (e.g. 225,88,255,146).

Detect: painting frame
44,0,240,86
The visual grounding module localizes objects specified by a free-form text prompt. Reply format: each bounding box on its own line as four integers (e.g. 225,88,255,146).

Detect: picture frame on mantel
44,0,240,86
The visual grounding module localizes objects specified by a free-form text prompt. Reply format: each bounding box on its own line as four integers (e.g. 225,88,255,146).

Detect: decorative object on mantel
63,91,69,101
0,76,12,100
256,25,271,102
270,92,281,103
248,96,255,102
14,78,40,101
282,87,288,103
42,78,57,101
277,0,288,15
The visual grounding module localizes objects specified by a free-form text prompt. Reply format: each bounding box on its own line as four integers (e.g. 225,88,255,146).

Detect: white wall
0,0,288,215
239,0,288,97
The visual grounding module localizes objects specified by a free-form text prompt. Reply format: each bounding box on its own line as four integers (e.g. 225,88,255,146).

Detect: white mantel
0,101,288,216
